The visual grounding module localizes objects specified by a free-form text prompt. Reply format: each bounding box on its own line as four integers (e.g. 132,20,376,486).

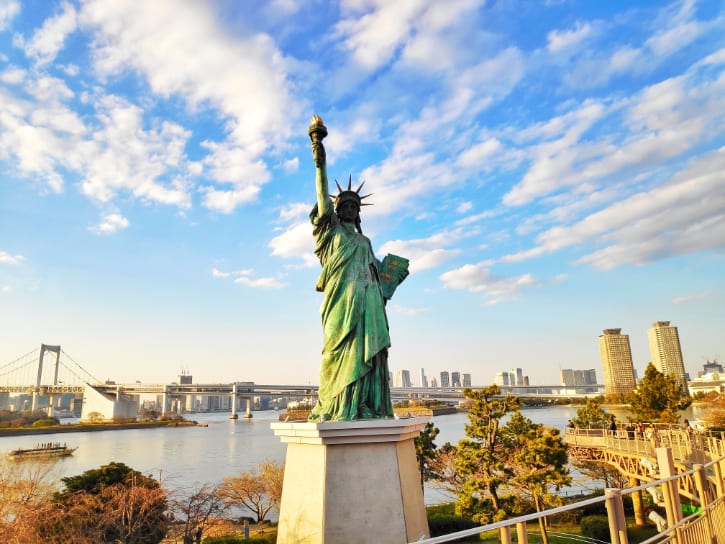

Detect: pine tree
572,397,609,429
455,386,520,522
627,363,691,423
502,412,570,544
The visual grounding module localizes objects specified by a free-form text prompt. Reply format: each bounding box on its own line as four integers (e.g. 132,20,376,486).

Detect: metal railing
412,428,725,544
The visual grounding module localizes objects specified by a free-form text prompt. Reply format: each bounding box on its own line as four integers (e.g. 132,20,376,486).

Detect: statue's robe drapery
308,203,393,421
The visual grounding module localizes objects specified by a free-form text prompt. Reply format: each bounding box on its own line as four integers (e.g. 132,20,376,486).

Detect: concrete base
271,417,430,544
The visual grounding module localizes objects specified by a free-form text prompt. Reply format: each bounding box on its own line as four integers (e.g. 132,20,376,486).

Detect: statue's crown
333,175,373,209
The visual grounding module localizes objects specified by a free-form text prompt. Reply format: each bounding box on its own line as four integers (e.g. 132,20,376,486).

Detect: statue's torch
308,114,328,143
308,114,327,168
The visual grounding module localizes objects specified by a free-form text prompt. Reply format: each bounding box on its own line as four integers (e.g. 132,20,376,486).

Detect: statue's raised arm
308,115,330,217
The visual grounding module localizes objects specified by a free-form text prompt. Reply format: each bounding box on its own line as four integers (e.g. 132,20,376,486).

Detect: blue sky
0,0,723,387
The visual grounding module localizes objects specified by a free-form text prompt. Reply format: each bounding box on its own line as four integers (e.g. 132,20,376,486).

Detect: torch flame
311,114,324,126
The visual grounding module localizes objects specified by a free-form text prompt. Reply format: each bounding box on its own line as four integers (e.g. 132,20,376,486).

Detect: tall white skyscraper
394,369,411,388
419,368,428,388
648,321,688,394
440,371,450,387
598,328,637,396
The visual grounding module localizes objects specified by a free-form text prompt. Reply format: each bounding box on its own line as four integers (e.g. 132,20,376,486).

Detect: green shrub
580,515,610,541
31,418,58,427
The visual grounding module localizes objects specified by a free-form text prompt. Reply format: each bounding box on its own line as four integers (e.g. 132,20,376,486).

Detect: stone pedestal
271,417,430,544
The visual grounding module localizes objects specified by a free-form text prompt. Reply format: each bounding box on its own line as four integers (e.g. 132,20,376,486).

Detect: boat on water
6,442,77,460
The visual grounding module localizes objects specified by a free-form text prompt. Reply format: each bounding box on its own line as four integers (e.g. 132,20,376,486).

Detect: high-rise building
419,368,428,388
451,372,461,387
430,377,438,388
560,369,574,386
648,321,688,394
394,370,411,388
560,368,598,386
511,368,524,386
598,328,637,396
440,371,450,388
462,373,472,387
495,372,511,386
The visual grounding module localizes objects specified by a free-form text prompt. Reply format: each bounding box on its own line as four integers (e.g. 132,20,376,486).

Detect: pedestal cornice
271,416,430,445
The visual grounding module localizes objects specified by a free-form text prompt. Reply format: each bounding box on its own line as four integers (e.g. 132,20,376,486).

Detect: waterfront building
419,368,428,388
430,377,438,388
598,328,637,396
440,371,450,387
463,373,471,387
511,367,524,386
700,360,723,377
648,321,689,394
394,369,411,388
560,368,597,386
494,372,511,386
451,371,461,387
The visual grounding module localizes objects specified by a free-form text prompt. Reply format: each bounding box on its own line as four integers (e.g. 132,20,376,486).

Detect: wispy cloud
440,263,536,304
0,0,20,31
212,267,286,289
0,251,25,264
89,213,129,234
672,290,723,305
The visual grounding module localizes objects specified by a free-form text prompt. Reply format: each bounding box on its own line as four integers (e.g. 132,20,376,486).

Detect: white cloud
503,146,725,268
504,52,725,208
0,66,25,84
672,290,722,305
0,0,20,31
440,263,536,303
335,0,427,70
89,213,129,234
279,202,310,221
81,0,299,149
456,201,473,213
234,275,286,289
23,1,77,65
0,285,9,293
456,137,501,169
268,222,317,266
81,97,193,207
281,157,299,173
378,230,466,273
0,250,24,264
213,266,286,289
547,21,593,53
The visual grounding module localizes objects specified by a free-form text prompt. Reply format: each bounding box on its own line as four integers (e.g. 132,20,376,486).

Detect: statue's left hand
396,267,410,283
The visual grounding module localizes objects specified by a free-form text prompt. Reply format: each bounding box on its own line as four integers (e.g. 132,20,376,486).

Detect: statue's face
337,200,359,223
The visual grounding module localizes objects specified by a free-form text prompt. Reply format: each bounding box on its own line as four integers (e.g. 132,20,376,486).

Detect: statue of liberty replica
272,117,427,544
307,115,409,422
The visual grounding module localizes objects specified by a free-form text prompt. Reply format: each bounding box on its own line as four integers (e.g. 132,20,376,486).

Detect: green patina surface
307,116,407,422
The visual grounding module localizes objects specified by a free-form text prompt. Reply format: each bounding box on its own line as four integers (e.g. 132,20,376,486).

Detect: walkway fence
411,425,725,544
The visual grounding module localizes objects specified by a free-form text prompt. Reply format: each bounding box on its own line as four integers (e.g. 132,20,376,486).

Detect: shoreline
0,420,200,437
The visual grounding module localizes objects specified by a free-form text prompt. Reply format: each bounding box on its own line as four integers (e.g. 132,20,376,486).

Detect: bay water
0,404,709,510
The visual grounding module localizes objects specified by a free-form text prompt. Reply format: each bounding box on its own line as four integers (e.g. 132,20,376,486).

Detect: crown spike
360,193,373,200
356,181,366,193
347,175,352,191
335,179,343,192
360,202,374,206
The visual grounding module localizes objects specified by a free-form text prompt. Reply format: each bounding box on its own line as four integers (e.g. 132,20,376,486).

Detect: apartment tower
648,321,689,394
598,328,637,396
